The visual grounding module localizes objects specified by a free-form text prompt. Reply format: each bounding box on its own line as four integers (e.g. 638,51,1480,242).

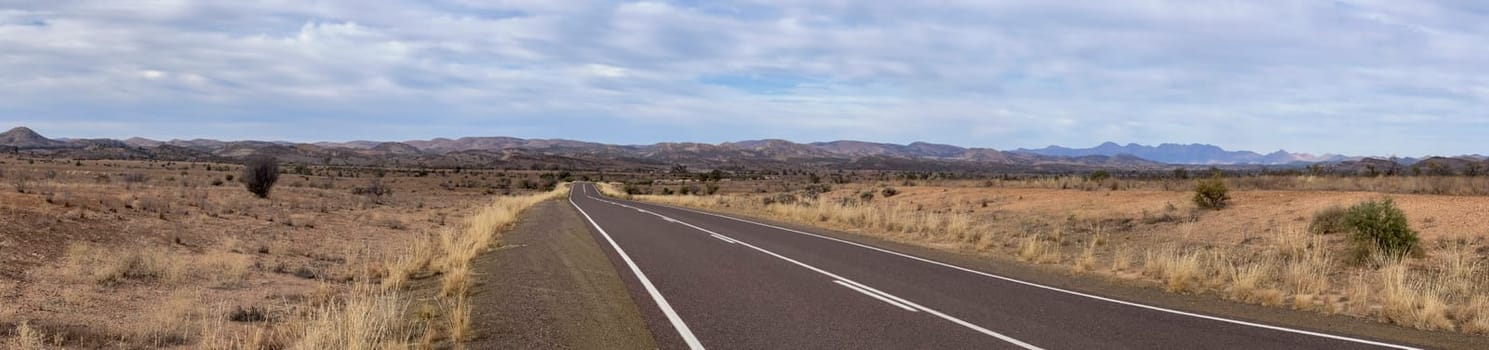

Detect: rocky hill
0,127,68,148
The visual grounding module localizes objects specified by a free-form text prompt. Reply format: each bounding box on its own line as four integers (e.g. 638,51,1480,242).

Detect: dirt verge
465,200,656,349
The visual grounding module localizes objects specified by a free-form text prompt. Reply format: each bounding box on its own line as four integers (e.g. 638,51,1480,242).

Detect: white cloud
0,1,1486,155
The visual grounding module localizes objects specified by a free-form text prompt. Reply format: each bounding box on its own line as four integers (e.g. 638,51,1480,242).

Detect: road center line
835,280,917,312
710,233,737,244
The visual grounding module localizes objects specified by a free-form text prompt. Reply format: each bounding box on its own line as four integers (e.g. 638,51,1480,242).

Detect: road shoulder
465,200,657,349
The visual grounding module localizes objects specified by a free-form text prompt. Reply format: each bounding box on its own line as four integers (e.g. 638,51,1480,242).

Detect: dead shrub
241,155,279,199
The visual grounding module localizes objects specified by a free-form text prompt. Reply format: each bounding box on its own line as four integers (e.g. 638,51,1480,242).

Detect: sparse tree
241,155,280,198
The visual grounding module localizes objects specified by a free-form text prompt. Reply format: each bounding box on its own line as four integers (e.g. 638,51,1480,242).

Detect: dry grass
1376,262,1457,331
381,235,437,291
1073,239,1099,273
294,286,409,350
446,295,472,344
937,174,1489,197
633,189,981,249
62,243,186,286
1,156,579,348
198,250,253,288
364,182,570,348
1225,259,1271,302
134,289,201,346
1461,296,1489,334
5,321,47,350
1274,228,1332,299
1142,247,1207,293
1110,245,1133,272
1017,235,1060,264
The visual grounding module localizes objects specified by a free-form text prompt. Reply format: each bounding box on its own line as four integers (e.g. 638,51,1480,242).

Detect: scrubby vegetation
1307,205,1349,235
0,155,579,348
1192,175,1230,210
1344,197,1419,260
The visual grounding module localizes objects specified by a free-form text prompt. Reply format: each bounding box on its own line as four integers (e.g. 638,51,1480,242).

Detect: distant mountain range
1013,142,1349,165
4,126,1483,174
0,126,1160,172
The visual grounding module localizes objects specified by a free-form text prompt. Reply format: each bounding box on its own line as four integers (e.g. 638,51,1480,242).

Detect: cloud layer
1,1,1486,155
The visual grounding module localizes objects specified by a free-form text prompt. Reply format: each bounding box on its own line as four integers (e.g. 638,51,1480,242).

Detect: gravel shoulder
466,200,656,349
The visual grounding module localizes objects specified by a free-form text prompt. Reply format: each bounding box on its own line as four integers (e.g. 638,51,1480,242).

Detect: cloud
0,0,1486,155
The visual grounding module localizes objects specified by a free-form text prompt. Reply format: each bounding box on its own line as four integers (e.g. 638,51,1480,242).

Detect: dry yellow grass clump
294,285,408,350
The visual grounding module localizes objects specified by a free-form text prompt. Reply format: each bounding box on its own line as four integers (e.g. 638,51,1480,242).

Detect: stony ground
0,155,551,348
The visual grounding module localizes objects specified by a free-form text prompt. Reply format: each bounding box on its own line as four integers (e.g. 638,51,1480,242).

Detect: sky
1,1,1487,156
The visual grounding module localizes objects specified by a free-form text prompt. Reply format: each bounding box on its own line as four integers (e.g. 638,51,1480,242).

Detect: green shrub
1344,197,1418,259
881,187,899,198
1307,205,1349,234
1192,175,1229,210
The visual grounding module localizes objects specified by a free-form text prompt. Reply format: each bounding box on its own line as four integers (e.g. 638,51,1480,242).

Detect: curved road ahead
566,183,1419,350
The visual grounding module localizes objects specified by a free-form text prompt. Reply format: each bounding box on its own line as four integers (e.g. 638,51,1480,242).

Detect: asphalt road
566,183,1422,350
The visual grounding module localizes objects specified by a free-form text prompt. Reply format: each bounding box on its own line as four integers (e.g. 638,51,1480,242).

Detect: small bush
352,179,394,204
803,184,831,198
881,187,899,198
1307,205,1349,234
228,305,269,323
1192,175,1229,210
1344,197,1418,259
859,191,875,202
241,155,280,198
1089,169,1112,182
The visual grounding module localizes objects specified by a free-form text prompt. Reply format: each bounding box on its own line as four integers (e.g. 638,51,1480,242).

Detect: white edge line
584,186,1039,350
834,280,917,312
599,189,1421,350
569,189,705,350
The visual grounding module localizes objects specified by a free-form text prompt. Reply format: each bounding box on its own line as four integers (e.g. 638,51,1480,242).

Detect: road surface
566,183,1420,350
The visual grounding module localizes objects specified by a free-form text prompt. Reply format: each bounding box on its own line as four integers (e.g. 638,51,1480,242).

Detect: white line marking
569,189,705,350
835,280,917,312
835,278,922,310
710,234,737,244
601,191,1421,350
583,186,1039,350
